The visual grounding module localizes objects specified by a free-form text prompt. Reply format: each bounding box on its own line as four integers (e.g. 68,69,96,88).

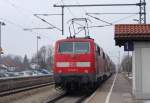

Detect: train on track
53,36,115,91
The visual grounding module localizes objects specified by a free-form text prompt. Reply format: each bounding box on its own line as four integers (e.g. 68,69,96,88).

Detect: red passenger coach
54,37,113,91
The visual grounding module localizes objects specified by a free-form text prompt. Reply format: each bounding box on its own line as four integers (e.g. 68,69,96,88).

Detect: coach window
103,52,105,59
97,46,100,56
100,51,103,58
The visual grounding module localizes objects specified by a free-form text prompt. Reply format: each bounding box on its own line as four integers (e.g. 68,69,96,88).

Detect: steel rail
46,92,67,103
75,95,90,103
0,75,54,96
0,82,54,97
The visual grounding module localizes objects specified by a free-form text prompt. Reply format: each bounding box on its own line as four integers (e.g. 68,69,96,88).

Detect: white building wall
133,42,150,99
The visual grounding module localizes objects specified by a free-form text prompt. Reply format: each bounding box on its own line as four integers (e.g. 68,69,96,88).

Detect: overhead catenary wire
86,12,139,25
59,0,90,35
3,0,64,38
4,0,34,14
60,0,75,17
71,0,92,32
86,14,113,25
85,13,138,28
24,27,55,31
74,0,88,17
0,17,24,29
4,0,141,35
80,13,138,29
0,17,50,40
34,15,62,31
112,13,138,23
53,0,84,35
4,0,62,32
4,0,36,24
54,1,146,24
34,14,62,16
78,24,112,29
74,0,92,35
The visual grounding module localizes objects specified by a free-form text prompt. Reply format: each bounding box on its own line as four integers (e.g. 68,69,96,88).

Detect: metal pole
139,0,146,24
0,23,1,59
37,36,39,68
118,51,120,73
0,22,5,58
128,51,130,77
62,6,64,35
139,0,142,24
54,3,140,7
54,1,146,33
143,0,146,23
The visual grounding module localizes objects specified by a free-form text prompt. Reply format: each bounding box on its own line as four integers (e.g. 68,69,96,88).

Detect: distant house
0,63,16,71
0,64,7,69
0,64,8,73
0,58,23,72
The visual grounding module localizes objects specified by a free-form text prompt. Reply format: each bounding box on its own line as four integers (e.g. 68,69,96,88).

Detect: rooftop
114,24,150,46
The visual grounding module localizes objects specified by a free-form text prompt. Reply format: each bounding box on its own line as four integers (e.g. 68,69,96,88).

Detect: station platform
85,73,150,103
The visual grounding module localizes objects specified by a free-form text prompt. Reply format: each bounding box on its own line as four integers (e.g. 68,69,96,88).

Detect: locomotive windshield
74,42,89,53
59,42,89,54
59,42,73,53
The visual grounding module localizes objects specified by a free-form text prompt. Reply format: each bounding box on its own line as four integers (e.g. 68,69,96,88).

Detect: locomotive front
54,38,96,90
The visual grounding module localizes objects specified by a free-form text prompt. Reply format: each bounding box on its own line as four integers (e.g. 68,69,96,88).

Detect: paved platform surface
86,73,150,103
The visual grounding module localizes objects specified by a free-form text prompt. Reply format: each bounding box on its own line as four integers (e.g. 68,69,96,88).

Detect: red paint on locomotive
53,37,113,90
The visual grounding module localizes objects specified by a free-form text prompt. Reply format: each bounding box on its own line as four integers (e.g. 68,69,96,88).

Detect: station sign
124,41,134,51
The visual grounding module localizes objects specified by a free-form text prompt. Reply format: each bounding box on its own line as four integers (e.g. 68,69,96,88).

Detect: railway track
45,75,111,103
0,82,54,96
0,75,54,96
46,92,67,103
46,92,90,103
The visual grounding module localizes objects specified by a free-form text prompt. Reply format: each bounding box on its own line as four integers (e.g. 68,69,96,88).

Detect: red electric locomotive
54,36,113,91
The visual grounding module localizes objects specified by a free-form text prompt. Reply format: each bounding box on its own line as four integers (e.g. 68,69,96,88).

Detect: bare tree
31,45,54,71
46,46,54,71
38,46,47,69
23,54,30,69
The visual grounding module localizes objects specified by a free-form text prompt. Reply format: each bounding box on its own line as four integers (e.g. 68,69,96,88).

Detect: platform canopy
114,24,150,47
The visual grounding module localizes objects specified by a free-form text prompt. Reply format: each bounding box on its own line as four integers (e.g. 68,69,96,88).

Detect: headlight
76,62,90,67
56,62,69,67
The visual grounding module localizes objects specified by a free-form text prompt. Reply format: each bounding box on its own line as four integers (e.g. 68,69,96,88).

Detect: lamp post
37,36,41,68
0,21,5,58
23,28,42,69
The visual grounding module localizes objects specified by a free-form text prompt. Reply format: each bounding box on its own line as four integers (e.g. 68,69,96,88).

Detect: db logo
69,62,76,67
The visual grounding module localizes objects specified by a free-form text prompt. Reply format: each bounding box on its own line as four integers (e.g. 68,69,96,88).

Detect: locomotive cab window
59,42,73,53
74,42,89,53
58,42,89,54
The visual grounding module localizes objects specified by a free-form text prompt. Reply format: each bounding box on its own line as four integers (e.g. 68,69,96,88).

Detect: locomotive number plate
69,62,76,67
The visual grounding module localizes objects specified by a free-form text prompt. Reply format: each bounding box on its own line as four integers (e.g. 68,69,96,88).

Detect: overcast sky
0,0,150,63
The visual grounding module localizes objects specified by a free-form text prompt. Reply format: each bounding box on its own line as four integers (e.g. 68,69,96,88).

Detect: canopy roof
115,24,150,46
